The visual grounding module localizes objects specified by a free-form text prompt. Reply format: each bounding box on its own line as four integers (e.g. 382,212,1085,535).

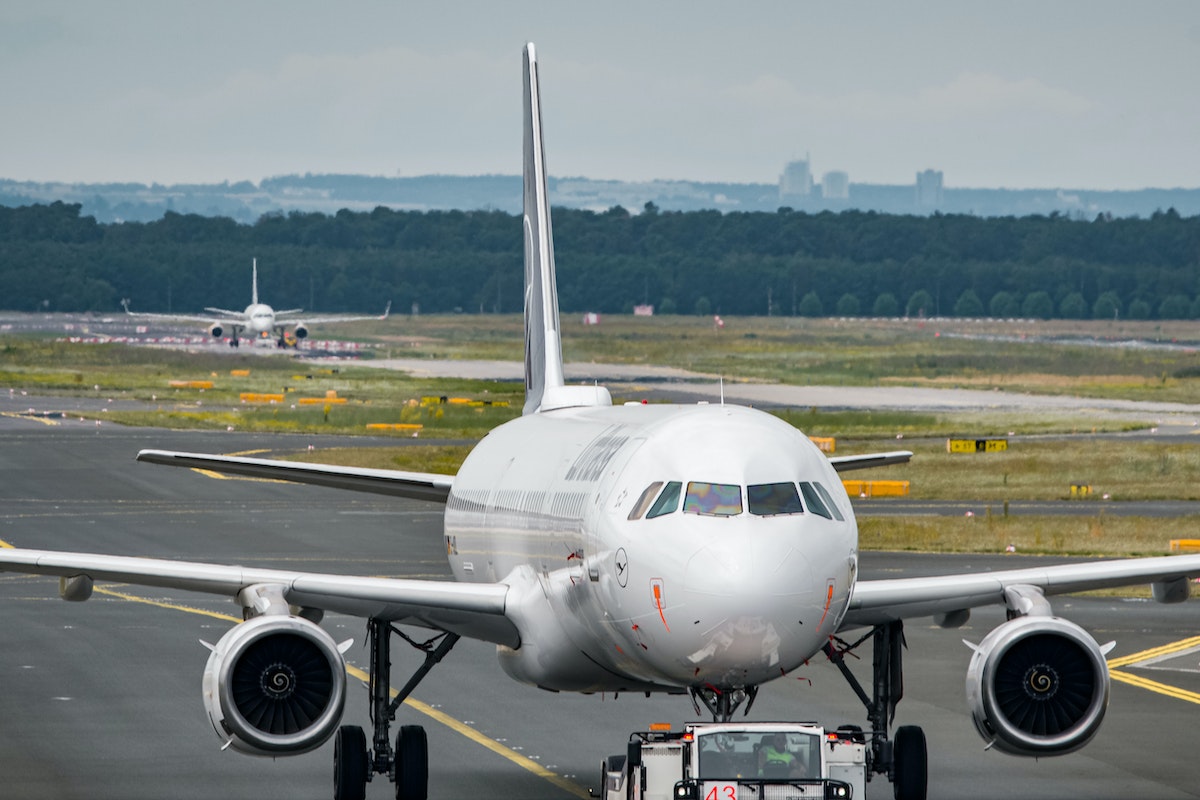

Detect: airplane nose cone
679,535,817,681
683,539,814,609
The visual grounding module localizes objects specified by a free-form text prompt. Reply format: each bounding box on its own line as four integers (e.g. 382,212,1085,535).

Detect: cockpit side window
747,482,804,516
683,482,743,516
812,481,845,521
627,481,664,521
798,482,833,520
646,481,682,519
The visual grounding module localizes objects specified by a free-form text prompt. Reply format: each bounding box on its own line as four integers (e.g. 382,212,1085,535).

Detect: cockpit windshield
646,481,682,519
629,480,842,521
683,482,743,516
747,482,804,516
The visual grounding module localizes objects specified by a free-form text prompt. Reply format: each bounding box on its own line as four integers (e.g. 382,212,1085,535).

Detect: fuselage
243,303,277,338
444,402,857,694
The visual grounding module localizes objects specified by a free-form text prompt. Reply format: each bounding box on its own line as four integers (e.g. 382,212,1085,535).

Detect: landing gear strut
333,618,460,800
823,621,927,800
689,685,758,722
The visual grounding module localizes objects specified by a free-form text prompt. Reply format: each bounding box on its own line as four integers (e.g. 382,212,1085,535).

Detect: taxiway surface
2,413,1200,799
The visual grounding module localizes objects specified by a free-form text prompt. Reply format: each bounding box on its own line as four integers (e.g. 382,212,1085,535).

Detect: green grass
366,314,1200,403
858,514,1198,558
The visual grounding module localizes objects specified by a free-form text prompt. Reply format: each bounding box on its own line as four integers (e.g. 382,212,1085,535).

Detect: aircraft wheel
395,724,428,800
893,725,927,800
333,725,368,800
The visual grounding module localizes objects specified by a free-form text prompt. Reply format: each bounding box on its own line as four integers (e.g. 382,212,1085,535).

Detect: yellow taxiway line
92,585,590,799
1109,669,1200,705
1107,633,1200,669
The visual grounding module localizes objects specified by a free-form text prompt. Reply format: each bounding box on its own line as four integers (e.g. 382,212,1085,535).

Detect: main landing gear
333,618,460,800
823,621,928,800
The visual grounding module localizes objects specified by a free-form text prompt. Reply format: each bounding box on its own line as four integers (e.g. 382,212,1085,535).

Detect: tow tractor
600,721,866,800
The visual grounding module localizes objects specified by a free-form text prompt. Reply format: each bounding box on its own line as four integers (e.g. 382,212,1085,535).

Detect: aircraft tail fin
251,258,259,306
521,43,610,414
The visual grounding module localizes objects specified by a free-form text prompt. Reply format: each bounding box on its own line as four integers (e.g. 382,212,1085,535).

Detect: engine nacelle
209,323,224,338
292,324,308,339
202,615,346,756
966,615,1109,756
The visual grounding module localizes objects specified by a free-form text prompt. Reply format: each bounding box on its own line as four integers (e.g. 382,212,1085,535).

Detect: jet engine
202,615,347,756
966,615,1110,756
292,324,308,340
209,323,224,338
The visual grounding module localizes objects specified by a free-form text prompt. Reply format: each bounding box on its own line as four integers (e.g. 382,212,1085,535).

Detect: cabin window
646,481,682,518
747,482,804,516
628,482,664,521
812,481,845,521
798,482,833,520
683,482,743,516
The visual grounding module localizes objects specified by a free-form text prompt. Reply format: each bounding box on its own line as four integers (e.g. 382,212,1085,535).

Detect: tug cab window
646,481,682,519
683,482,743,516
747,482,804,516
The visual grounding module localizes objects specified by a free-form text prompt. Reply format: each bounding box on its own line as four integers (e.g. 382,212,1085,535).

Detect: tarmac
3,406,1200,798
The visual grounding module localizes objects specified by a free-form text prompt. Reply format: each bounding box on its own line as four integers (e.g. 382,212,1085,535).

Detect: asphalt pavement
2,407,1200,799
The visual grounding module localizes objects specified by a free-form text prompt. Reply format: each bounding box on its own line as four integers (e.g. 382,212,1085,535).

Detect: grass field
5,318,1200,562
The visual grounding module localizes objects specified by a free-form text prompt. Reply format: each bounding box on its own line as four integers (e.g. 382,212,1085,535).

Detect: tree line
1,201,1198,320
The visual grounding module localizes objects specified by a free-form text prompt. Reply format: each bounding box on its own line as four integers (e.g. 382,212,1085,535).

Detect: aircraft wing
202,307,247,318
841,554,1200,628
0,548,518,647
282,301,391,324
121,301,235,325
828,450,912,472
136,449,454,502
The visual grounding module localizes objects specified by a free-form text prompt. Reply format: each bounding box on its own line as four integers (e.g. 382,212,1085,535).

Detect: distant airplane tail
251,258,260,305
521,43,610,414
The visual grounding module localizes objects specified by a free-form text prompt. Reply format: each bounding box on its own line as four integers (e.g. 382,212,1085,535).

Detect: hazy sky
2,1,1198,190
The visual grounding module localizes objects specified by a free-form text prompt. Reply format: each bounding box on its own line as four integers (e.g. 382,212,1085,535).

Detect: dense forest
2,201,1199,320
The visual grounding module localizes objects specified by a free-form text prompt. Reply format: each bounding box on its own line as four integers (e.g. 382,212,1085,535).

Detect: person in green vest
759,733,796,777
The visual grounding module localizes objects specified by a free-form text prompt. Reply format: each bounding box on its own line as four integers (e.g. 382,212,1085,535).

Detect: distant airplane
122,259,390,347
5,42,1200,800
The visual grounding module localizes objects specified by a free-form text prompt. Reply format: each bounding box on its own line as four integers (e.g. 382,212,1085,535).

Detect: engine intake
202,615,346,756
292,324,308,339
209,323,224,338
966,615,1109,756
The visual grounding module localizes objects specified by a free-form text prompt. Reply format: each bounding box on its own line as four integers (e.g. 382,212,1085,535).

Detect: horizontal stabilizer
829,450,913,472
136,449,453,503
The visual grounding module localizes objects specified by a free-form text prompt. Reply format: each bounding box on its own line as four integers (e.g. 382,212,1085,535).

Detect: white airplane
122,258,390,347
4,43,1200,800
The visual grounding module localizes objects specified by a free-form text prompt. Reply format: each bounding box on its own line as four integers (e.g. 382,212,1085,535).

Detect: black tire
395,724,429,800
333,725,368,800
893,725,927,800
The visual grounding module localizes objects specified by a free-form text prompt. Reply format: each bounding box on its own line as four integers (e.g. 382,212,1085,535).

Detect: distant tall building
779,158,813,201
915,169,944,207
821,171,850,201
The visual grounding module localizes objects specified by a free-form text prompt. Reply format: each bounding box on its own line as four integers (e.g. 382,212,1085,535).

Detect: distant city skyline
2,1,1198,190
